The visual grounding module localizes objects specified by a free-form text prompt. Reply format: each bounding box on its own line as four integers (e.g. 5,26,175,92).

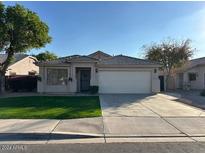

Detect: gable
88,51,112,60
6,56,39,76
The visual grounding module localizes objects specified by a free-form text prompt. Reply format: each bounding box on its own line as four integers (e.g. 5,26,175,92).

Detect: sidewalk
0,118,204,144
167,90,205,110
0,118,105,144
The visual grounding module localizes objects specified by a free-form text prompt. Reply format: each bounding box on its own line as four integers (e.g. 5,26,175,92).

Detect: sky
3,1,205,59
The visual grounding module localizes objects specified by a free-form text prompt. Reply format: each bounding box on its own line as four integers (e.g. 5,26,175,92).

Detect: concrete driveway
100,93,205,139
170,90,205,109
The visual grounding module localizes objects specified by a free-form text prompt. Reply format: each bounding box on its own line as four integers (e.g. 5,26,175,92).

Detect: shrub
200,89,205,96
89,86,99,94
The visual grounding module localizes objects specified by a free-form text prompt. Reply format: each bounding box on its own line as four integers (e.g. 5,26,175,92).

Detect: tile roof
37,55,98,65
0,54,28,65
189,57,205,67
37,52,160,66
99,55,161,65
181,57,205,70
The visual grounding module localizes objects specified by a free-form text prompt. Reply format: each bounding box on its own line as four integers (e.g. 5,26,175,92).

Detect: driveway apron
100,94,205,137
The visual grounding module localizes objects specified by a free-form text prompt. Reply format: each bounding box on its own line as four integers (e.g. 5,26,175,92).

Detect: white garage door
98,71,151,94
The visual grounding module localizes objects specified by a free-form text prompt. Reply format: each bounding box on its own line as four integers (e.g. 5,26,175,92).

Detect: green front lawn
0,96,101,119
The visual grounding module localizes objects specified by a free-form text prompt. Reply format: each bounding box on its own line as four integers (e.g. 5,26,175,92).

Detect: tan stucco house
0,54,39,76
37,51,161,94
159,57,205,91
175,57,205,90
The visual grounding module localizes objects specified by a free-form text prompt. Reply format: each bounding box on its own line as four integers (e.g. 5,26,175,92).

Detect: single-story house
37,51,161,94
159,57,205,91
175,57,205,90
0,54,39,76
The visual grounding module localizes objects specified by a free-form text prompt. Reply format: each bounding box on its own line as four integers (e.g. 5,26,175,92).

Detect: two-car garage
98,70,152,94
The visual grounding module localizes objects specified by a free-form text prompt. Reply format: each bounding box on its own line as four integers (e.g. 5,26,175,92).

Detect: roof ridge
99,54,161,65
115,54,143,60
190,57,205,61
114,54,158,63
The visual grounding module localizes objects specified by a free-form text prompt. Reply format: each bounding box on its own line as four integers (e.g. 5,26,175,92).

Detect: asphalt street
1,142,205,153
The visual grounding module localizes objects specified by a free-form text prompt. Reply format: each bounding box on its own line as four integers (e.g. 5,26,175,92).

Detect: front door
159,76,165,91
80,70,91,92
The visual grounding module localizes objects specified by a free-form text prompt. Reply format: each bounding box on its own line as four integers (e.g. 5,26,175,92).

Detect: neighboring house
37,51,161,94
159,57,205,91
0,54,39,76
175,57,205,90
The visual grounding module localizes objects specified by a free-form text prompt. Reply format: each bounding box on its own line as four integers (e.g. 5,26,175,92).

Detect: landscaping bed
0,96,101,119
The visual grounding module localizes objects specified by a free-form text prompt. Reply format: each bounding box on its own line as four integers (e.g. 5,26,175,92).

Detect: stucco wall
151,68,160,93
183,65,205,90
5,57,39,76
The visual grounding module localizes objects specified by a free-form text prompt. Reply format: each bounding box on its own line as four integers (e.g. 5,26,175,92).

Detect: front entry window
47,68,68,85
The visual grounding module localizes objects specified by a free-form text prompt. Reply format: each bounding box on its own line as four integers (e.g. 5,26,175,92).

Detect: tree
34,51,58,61
143,39,194,91
0,3,51,92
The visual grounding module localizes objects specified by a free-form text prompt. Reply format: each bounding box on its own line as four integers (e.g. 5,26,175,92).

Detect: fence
6,75,37,92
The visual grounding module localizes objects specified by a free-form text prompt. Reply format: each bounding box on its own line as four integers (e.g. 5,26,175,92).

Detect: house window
188,73,197,81
47,68,68,85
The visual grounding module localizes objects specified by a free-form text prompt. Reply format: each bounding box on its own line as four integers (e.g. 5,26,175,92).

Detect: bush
200,89,205,96
89,86,99,94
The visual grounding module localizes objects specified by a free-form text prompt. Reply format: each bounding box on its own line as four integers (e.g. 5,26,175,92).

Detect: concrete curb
51,131,104,137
